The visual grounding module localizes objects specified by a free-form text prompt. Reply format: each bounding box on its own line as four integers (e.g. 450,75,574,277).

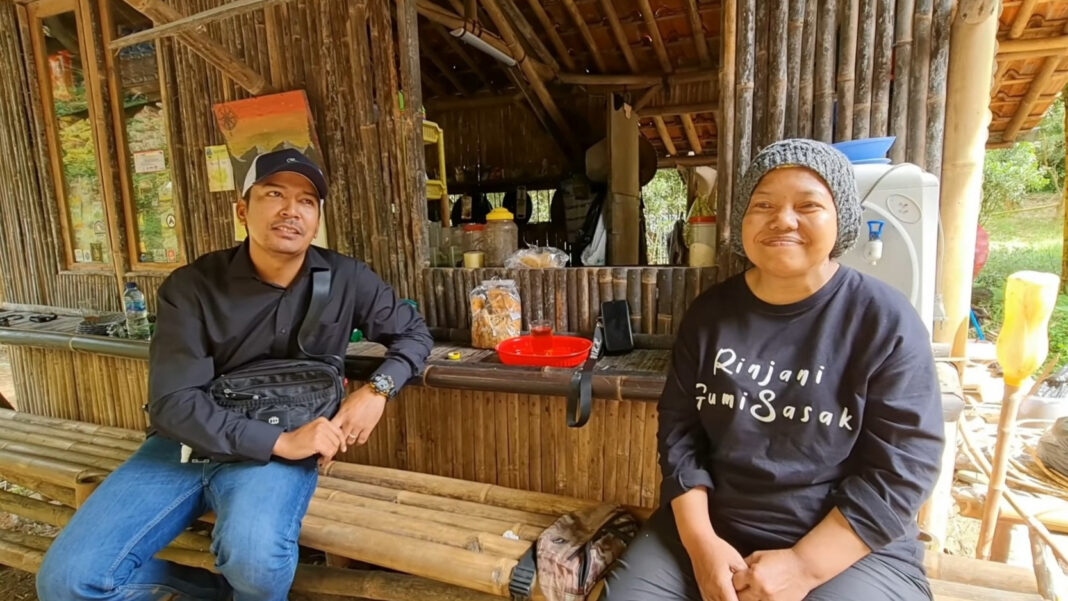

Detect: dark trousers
602,509,932,601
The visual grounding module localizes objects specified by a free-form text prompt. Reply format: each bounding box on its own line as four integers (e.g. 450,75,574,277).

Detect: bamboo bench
0,408,1046,601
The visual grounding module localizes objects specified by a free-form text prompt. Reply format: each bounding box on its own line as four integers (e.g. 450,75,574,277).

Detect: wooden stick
976,383,1025,559
999,35,1068,55
836,0,860,141
889,0,915,162
870,0,894,137
812,0,836,142
111,0,296,48
908,0,933,165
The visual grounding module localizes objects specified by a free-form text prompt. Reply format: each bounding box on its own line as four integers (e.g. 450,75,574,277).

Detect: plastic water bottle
123,282,151,340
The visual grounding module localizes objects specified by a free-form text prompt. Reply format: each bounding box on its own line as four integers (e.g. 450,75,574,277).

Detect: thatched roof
990,0,1068,147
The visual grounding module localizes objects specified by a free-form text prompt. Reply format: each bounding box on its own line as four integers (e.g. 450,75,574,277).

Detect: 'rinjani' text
693,348,853,431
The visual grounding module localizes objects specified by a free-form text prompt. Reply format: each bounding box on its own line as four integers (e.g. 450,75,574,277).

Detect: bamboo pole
717,0,737,276
110,0,297,48
889,0,915,161
559,0,607,72
1063,82,1068,295
908,0,933,164
556,69,716,87
435,26,494,90
627,268,641,333
932,0,997,361
925,0,952,175
753,0,769,148
637,0,672,72
653,117,678,156
1029,529,1068,601
767,0,788,142
785,0,804,137
812,0,836,142
999,36,1068,55
853,0,877,139
498,0,560,74
870,0,894,137
735,0,756,171
796,0,817,138
685,0,711,65
524,0,576,72
836,0,860,141
599,0,639,72
1002,58,1062,143
479,0,579,153
681,114,703,154
1010,0,1040,39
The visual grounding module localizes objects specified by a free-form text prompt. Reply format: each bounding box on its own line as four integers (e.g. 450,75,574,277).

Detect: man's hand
688,535,748,601
330,385,387,453
272,417,344,461
733,549,817,601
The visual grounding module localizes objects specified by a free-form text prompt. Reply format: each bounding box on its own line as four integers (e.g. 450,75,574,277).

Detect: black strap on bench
566,323,603,428
509,545,537,600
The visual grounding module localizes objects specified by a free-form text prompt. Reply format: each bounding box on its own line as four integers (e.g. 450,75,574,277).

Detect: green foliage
1034,96,1065,193
981,142,1049,218
642,169,688,264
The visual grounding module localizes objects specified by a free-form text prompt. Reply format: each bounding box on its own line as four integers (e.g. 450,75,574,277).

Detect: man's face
236,171,320,258
740,166,839,278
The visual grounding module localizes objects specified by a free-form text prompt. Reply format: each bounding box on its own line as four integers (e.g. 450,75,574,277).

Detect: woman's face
741,166,838,278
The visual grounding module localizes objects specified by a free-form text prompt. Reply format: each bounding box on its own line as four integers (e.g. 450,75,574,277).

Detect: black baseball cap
241,148,328,201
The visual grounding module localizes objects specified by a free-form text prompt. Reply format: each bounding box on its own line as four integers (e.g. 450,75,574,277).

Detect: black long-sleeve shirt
658,266,944,578
147,242,433,463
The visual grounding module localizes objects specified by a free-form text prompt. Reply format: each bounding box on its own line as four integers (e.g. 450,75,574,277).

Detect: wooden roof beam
638,101,719,118
498,0,561,73
556,68,716,87
659,154,718,168
999,35,1068,55
110,0,296,49
559,0,607,72
524,0,576,72
121,0,267,94
652,116,678,155
1009,0,1039,39
435,26,494,90
684,0,711,66
425,47,472,95
599,0,640,72
637,0,673,73
1002,57,1062,142
479,0,581,154
680,114,703,154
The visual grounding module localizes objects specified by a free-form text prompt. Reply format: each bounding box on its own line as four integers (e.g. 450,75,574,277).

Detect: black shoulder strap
297,268,343,371
509,544,537,600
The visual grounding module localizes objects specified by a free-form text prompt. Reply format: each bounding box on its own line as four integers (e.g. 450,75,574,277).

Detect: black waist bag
211,358,343,432
203,269,344,457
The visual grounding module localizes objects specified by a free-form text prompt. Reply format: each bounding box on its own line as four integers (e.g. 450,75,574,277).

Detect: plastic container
470,279,522,349
484,207,518,267
688,215,717,267
123,282,151,340
831,136,896,162
496,335,593,368
462,223,485,253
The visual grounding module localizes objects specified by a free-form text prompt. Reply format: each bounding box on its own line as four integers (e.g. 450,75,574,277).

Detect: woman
604,139,944,601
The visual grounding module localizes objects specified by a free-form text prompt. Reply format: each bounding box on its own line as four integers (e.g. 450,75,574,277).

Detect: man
37,148,434,601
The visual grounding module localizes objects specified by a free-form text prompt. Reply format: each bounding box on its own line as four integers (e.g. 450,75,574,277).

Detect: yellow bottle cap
486,207,514,221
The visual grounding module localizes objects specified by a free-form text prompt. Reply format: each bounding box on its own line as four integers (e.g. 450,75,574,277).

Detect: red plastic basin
495,335,593,368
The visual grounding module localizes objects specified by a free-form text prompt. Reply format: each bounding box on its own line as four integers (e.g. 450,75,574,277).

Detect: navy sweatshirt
658,266,944,578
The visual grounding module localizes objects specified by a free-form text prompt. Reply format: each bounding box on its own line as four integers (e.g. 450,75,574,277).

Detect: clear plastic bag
504,246,570,269
470,279,522,349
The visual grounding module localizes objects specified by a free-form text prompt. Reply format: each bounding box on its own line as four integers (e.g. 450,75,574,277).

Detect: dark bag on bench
209,269,345,435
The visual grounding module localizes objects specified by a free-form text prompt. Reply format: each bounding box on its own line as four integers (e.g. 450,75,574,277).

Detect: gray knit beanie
730,138,861,260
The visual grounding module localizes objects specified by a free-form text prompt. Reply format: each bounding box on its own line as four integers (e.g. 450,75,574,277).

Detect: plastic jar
462,223,485,253
484,207,518,267
688,215,717,267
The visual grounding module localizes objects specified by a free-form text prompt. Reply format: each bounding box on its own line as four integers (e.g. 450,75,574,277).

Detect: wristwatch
369,373,396,399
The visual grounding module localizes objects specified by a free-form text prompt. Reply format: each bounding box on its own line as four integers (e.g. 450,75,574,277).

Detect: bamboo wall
0,0,426,313
7,346,662,508
423,266,718,340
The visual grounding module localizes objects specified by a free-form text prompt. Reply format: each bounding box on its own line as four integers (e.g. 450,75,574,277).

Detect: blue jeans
36,435,318,601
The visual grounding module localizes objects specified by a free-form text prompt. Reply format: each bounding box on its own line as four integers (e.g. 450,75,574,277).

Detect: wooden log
292,564,506,601
0,531,46,574
543,268,557,332
0,437,124,470
577,267,591,334
871,0,894,137
530,269,545,323
588,267,601,326
836,0,860,141
889,0,915,162
908,0,933,165
999,35,1068,55
612,268,627,307
0,449,108,489
566,268,578,333
299,514,519,597
925,0,952,176
1002,57,1062,143
812,0,836,142
598,269,613,306
627,268,641,333
0,408,142,442
753,0,770,148
767,0,788,142
423,269,438,328
785,0,805,137
853,0,877,139
923,551,1039,595
656,269,673,334
0,472,75,507
641,268,657,334
110,0,297,48
685,267,702,309
671,268,687,334
517,268,532,330
653,117,678,156
1028,529,1068,601
718,0,738,273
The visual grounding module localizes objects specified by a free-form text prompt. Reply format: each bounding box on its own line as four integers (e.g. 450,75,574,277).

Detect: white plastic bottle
123,282,151,340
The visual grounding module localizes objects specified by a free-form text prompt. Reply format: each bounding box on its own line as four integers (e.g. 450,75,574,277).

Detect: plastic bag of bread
470,279,522,349
504,246,570,269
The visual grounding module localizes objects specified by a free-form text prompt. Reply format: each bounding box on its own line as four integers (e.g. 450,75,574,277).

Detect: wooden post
607,95,641,265
1010,0,1040,39
812,0,836,142
932,0,998,362
835,0,860,141
717,0,737,275
889,0,915,162
1063,82,1068,294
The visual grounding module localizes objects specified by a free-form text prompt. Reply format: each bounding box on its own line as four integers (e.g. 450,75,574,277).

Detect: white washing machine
838,163,939,333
